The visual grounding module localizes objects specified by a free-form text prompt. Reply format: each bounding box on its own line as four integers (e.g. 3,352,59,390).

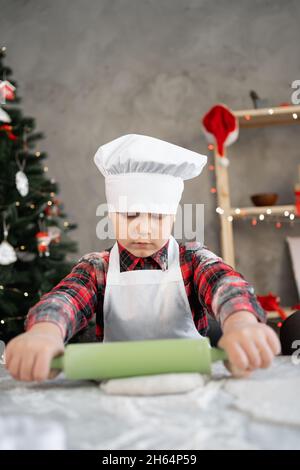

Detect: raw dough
99,372,207,396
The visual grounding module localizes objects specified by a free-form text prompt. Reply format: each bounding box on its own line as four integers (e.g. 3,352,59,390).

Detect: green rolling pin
50,337,228,380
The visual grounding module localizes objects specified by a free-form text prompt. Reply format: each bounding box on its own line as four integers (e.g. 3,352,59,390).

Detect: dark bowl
250,193,278,206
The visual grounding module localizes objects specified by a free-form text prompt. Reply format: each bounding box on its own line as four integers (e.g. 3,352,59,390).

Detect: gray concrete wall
1,0,300,305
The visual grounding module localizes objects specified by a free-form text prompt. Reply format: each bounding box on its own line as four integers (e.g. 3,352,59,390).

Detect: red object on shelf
291,303,300,310
257,292,287,320
295,188,300,216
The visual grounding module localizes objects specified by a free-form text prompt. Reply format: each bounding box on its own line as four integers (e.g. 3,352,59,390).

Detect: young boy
5,134,281,382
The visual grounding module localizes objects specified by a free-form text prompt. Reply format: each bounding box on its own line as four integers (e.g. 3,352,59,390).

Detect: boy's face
109,212,176,257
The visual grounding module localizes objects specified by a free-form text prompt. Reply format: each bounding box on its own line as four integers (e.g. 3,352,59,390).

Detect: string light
43,166,48,172
210,187,217,193
0,285,31,295
208,144,214,150
0,315,28,325
214,207,299,227
35,151,41,157
242,107,300,125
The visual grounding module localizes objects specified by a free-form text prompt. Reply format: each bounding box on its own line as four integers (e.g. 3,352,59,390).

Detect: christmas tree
0,46,78,343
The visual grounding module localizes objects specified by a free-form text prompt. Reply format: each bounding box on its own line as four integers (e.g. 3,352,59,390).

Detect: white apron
103,235,204,342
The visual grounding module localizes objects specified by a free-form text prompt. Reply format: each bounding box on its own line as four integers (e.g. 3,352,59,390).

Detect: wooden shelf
228,204,297,218
266,307,296,320
233,105,300,128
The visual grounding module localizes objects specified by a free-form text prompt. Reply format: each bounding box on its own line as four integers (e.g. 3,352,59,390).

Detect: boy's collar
116,239,170,271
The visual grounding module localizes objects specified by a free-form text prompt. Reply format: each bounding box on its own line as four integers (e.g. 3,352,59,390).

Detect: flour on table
0,415,66,450
99,372,208,396
225,377,300,426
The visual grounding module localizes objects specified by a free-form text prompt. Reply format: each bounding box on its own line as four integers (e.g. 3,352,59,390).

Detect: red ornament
35,231,51,257
44,198,61,217
0,80,16,102
0,124,18,140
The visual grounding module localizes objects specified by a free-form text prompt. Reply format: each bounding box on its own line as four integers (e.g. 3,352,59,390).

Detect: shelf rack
213,104,300,319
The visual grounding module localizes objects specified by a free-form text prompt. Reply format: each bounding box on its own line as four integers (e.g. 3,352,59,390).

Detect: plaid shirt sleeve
24,252,108,343
190,242,267,327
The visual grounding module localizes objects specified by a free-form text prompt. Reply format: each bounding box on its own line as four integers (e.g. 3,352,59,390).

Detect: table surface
0,356,299,450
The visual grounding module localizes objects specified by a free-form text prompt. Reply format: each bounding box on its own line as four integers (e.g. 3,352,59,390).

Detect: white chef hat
94,134,207,214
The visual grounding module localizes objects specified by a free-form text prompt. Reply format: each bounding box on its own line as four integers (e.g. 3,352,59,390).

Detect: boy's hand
218,311,281,378
4,322,65,382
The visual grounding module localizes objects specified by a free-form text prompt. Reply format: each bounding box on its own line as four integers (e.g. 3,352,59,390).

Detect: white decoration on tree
0,240,17,265
15,170,29,197
0,107,11,123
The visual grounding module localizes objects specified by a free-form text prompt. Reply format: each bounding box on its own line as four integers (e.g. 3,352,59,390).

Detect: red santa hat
201,104,239,157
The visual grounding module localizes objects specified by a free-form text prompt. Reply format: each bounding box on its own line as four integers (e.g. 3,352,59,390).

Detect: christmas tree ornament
0,123,17,140
44,198,61,217
0,215,17,265
15,134,30,197
0,106,11,123
48,225,61,243
0,79,16,103
15,170,29,197
201,104,239,165
35,231,51,257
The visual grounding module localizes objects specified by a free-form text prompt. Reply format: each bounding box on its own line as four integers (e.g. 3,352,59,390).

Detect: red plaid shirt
24,239,267,342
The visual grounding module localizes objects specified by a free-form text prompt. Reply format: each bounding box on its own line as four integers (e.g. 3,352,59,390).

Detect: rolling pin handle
50,355,64,370
210,347,228,363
